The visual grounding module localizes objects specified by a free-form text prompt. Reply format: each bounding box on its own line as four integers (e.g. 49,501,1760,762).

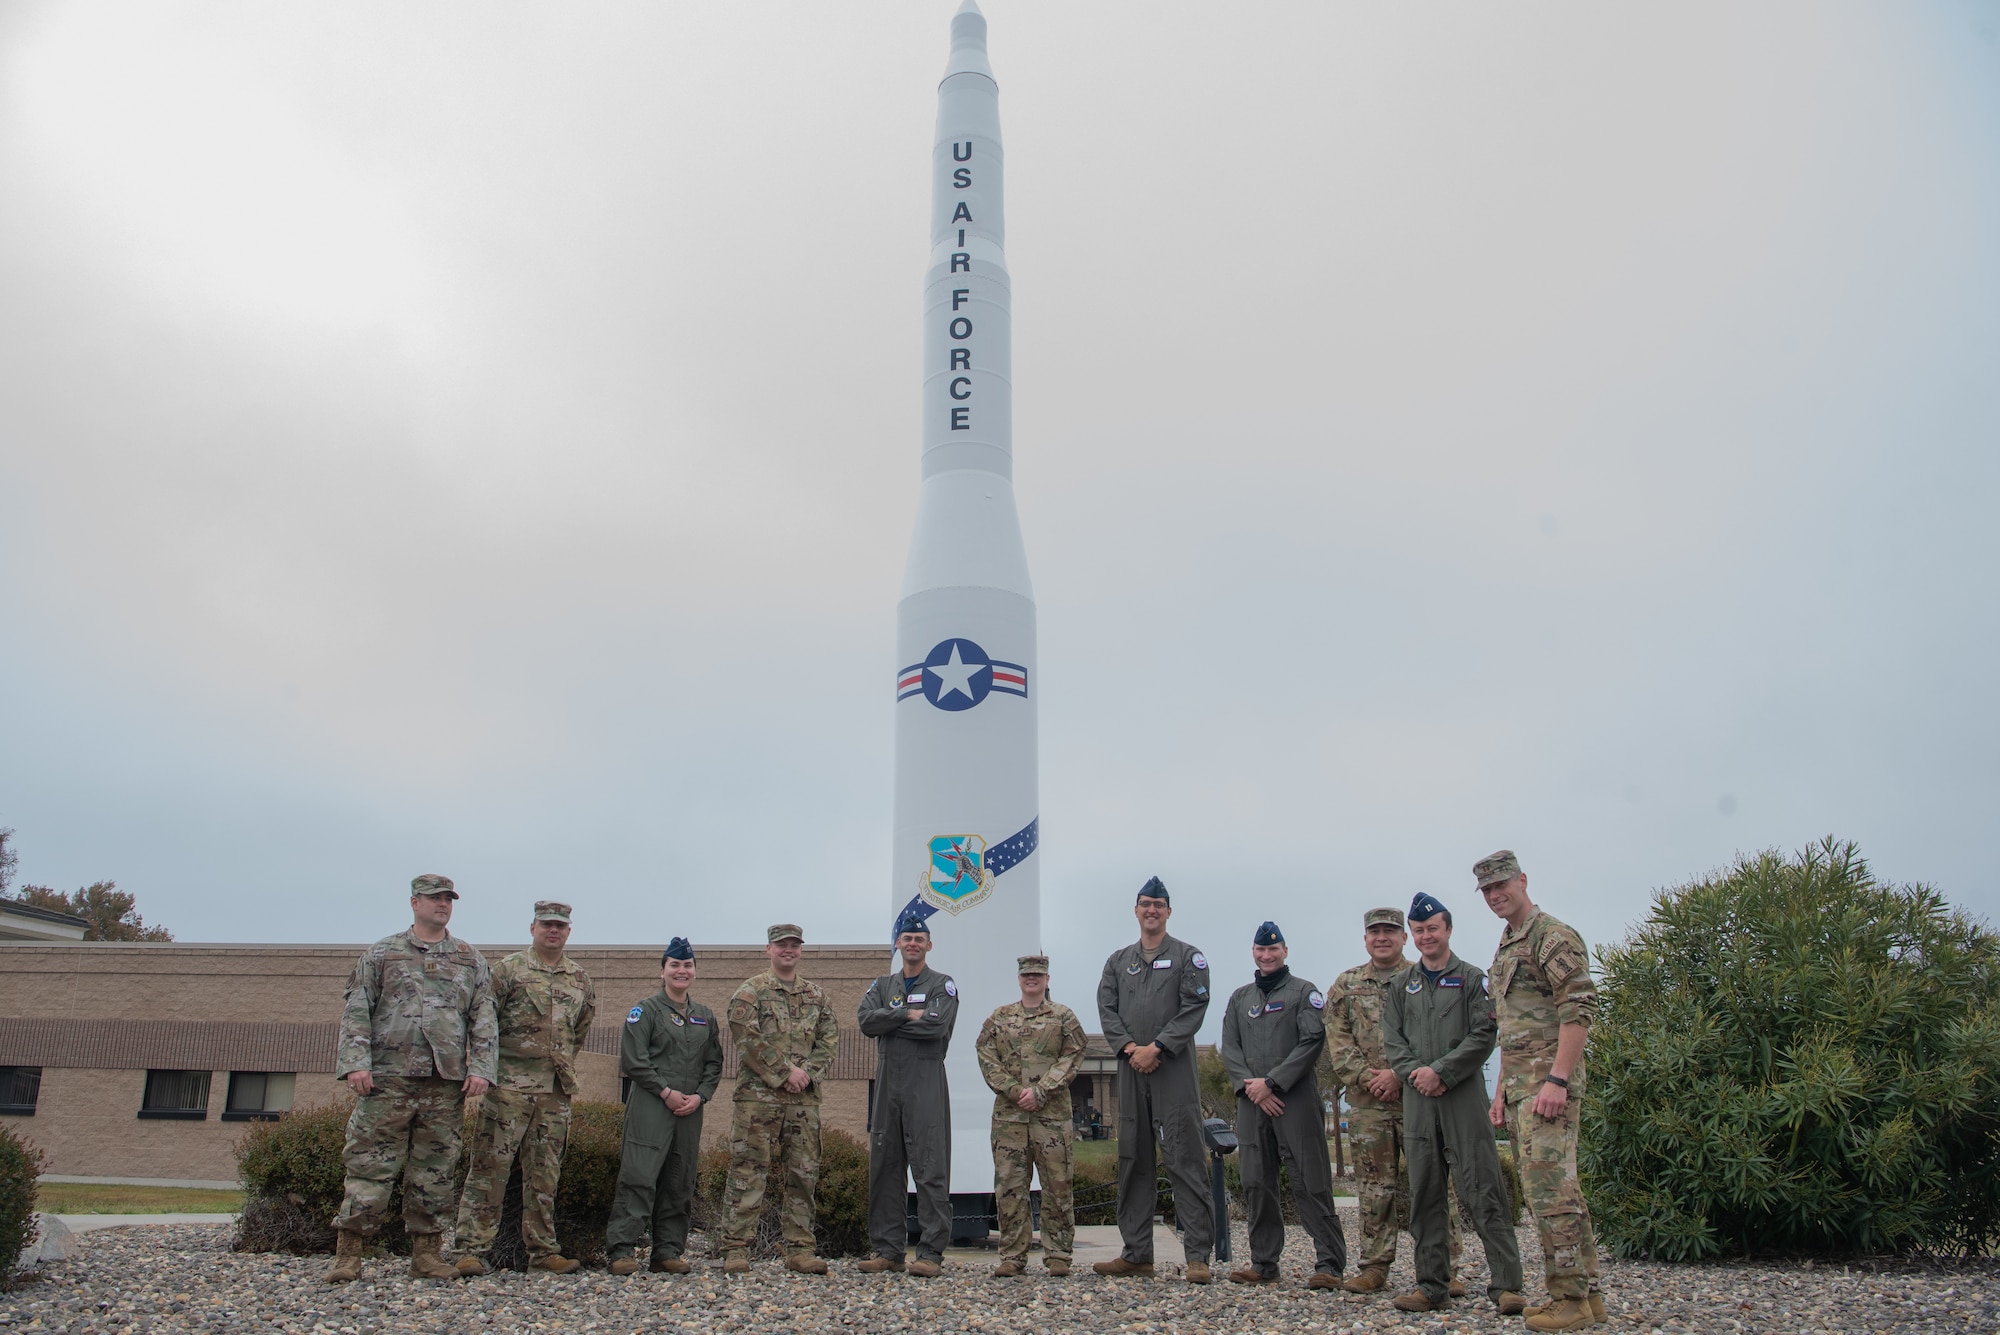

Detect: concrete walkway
44,1213,237,1233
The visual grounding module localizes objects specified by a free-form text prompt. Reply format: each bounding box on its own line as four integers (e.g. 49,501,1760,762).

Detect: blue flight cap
1408,893,1449,922
1137,876,1169,904
1253,921,1284,946
895,909,932,938
661,936,694,963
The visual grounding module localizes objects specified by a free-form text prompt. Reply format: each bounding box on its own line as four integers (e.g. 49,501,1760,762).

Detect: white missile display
890,0,1038,1197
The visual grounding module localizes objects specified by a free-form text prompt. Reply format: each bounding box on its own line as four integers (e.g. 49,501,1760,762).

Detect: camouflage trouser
721,1098,820,1254
1346,1104,1462,1273
993,1116,1074,1264
1508,1091,1601,1300
331,1075,465,1236
452,1087,572,1259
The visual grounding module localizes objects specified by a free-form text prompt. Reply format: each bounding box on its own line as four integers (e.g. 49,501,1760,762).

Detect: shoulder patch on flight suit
1191,953,1208,970
944,979,957,997
1309,990,1326,1009
627,1005,644,1022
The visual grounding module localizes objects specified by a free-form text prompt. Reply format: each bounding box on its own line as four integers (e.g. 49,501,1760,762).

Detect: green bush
692,1125,871,1257
234,1096,628,1264
0,1123,41,1291
1582,838,2000,1259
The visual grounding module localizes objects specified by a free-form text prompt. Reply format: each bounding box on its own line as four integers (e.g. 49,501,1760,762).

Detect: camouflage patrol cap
1474,849,1522,888
767,923,805,944
1017,954,1050,975
1363,907,1404,930
410,873,458,899
533,900,571,924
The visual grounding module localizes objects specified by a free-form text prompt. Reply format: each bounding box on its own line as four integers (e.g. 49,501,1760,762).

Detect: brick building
0,940,1119,1184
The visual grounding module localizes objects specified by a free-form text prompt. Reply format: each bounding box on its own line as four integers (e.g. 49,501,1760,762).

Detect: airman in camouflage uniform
719,923,840,1274
1477,850,1604,1332
452,901,596,1275
327,874,497,1283
976,954,1087,1277
1322,907,1465,1294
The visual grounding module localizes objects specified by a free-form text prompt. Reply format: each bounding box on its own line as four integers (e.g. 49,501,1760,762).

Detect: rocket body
891,1,1039,1195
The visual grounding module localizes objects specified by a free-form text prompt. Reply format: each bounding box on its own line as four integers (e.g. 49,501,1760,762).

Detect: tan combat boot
907,1258,942,1277
1091,1257,1154,1277
531,1254,581,1274
651,1256,692,1274
608,1256,641,1276
992,1259,1025,1277
1591,1293,1607,1323
324,1230,365,1284
857,1255,906,1273
785,1252,829,1274
1496,1291,1527,1315
1392,1289,1442,1312
1449,1278,1467,1298
1342,1265,1389,1293
1526,1297,1595,1331
722,1250,751,1274
454,1254,491,1277
1044,1258,1070,1276
1184,1260,1212,1284
1229,1267,1275,1284
408,1234,459,1280
1305,1271,1343,1290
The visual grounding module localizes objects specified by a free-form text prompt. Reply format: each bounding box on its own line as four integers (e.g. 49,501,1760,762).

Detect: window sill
137,1108,209,1121
220,1110,283,1122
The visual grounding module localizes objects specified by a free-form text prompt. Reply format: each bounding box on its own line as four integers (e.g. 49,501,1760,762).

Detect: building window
0,1066,40,1116
139,1069,211,1120
222,1072,296,1122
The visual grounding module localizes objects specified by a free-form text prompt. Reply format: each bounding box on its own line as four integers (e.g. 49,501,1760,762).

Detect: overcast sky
2,2,1995,1034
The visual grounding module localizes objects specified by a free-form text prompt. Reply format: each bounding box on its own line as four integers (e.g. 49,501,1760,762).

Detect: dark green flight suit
1097,933,1216,1266
1382,954,1523,1305
607,990,723,1260
857,965,959,1263
1219,970,1348,1279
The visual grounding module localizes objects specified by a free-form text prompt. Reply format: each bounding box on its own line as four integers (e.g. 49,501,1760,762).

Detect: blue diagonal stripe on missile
893,815,1039,940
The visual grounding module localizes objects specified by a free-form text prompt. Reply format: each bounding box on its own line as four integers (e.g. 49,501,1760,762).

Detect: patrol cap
661,936,694,963
1017,954,1050,975
894,909,932,938
1364,907,1405,930
1253,920,1284,946
1474,849,1522,888
410,873,458,900
533,900,571,924
1408,892,1449,922
767,923,805,944
1137,876,1169,904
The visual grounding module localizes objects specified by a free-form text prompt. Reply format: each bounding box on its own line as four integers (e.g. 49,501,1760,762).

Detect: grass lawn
34,1182,245,1215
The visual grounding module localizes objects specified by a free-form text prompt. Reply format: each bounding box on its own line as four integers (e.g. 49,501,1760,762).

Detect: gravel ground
4,1223,1996,1334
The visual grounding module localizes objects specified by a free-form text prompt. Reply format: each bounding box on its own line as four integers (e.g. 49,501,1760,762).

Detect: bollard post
1200,1116,1239,1264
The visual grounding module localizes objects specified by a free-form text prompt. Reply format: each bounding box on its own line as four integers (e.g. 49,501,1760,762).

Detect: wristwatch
1543,1074,1570,1089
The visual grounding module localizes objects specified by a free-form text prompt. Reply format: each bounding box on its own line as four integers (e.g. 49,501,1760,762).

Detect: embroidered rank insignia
1440,977,1464,988
1191,953,1208,970
944,980,957,997
1153,958,1174,970
1309,990,1326,1009
1407,979,1423,993
626,1005,644,1023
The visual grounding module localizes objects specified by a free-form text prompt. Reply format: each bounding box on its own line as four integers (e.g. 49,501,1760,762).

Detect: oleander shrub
0,1123,41,1291
1582,838,2000,1260
234,1095,628,1262
691,1125,872,1257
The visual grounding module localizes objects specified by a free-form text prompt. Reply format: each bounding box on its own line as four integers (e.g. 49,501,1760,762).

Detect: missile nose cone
945,0,993,81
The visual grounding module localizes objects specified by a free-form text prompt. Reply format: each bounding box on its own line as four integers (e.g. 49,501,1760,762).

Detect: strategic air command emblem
920,834,993,915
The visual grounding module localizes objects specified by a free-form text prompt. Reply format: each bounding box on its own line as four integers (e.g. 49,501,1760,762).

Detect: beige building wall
1,940,894,1181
